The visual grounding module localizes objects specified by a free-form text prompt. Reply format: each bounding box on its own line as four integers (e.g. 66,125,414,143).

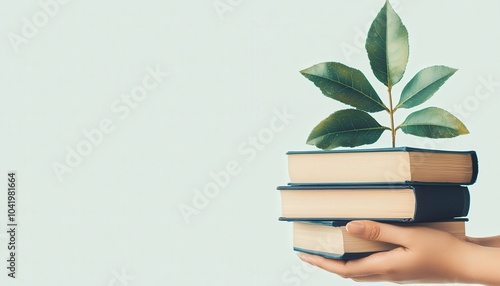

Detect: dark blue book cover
278,183,470,222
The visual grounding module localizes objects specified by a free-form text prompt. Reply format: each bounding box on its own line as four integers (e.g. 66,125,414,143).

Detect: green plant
301,0,469,150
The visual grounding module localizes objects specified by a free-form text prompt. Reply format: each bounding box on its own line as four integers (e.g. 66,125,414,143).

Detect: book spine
470,151,479,184
412,185,470,221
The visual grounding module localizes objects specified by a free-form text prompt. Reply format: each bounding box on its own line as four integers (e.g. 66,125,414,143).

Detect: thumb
346,220,411,246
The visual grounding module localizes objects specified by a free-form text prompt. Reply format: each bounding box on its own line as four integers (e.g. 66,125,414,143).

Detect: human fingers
466,236,500,248
346,220,415,246
297,248,407,278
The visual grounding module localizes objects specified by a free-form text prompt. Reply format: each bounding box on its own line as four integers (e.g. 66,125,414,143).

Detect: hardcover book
291,219,467,260
287,147,478,185
278,183,470,222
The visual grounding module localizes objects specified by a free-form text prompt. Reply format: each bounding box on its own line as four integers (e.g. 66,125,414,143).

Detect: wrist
456,242,500,285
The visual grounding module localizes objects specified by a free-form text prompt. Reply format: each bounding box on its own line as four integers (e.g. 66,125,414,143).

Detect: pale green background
0,0,499,285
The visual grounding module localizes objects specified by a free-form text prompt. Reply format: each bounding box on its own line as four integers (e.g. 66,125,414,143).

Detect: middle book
278,183,470,222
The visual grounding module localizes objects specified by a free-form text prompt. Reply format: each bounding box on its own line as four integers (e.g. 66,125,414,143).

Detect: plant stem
387,85,396,147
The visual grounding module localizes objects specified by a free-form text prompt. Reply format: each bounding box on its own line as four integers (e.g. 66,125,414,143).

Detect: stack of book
278,147,478,260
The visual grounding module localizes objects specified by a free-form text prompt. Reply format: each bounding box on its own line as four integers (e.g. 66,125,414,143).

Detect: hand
466,235,500,247
297,220,500,285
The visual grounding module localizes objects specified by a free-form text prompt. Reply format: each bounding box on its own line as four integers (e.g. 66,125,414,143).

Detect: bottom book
292,219,467,260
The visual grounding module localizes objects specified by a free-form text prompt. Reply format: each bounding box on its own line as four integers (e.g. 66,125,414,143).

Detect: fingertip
298,254,351,275
346,221,365,236
347,220,387,242
297,252,318,266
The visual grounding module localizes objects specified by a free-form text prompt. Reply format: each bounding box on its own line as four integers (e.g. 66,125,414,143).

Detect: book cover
286,146,478,185
291,219,468,260
278,183,470,222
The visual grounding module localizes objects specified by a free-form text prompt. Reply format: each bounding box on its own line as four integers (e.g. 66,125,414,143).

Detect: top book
287,147,478,185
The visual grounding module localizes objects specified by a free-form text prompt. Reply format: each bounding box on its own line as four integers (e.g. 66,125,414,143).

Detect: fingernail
297,252,315,266
346,221,365,235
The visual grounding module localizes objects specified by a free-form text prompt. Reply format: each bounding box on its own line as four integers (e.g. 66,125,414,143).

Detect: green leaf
397,107,469,138
307,109,388,149
366,0,409,87
396,66,457,109
300,62,388,113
